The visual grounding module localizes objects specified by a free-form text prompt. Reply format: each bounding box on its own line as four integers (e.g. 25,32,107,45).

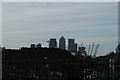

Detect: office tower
36,44,41,48
68,39,77,53
30,44,36,48
49,38,57,48
68,39,74,52
116,43,120,55
74,43,77,52
59,36,66,49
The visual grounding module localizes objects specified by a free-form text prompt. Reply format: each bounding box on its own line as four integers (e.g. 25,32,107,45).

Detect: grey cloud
2,2,118,56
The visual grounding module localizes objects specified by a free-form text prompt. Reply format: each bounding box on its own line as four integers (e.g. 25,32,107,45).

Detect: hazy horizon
2,2,118,56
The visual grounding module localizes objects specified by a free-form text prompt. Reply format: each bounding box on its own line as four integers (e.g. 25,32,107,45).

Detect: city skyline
2,2,118,56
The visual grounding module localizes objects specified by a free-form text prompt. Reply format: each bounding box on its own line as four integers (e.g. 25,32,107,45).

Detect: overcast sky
2,2,118,56
1,0,120,2
0,2,2,47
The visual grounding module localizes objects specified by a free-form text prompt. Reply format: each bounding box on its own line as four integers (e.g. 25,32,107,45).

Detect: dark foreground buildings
2,48,81,80
2,47,120,80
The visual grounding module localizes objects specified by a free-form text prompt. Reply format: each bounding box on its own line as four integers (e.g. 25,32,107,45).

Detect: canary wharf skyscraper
49,38,57,48
59,36,66,49
68,39,77,53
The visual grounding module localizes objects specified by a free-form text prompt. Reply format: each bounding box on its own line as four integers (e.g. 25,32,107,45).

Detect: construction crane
87,45,91,56
93,44,100,58
46,40,50,48
90,43,94,56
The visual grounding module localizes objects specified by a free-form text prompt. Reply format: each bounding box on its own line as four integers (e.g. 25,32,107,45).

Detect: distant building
2,47,6,50
59,36,66,49
116,43,120,55
68,39,77,53
2,48,81,80
76,47,87,57
49,38,57,48
74,43,77,52
30,44,36,48
36,44,41,48
0,46,2,51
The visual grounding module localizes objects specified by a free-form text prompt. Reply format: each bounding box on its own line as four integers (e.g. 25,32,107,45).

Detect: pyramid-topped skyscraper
59,36,66,49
